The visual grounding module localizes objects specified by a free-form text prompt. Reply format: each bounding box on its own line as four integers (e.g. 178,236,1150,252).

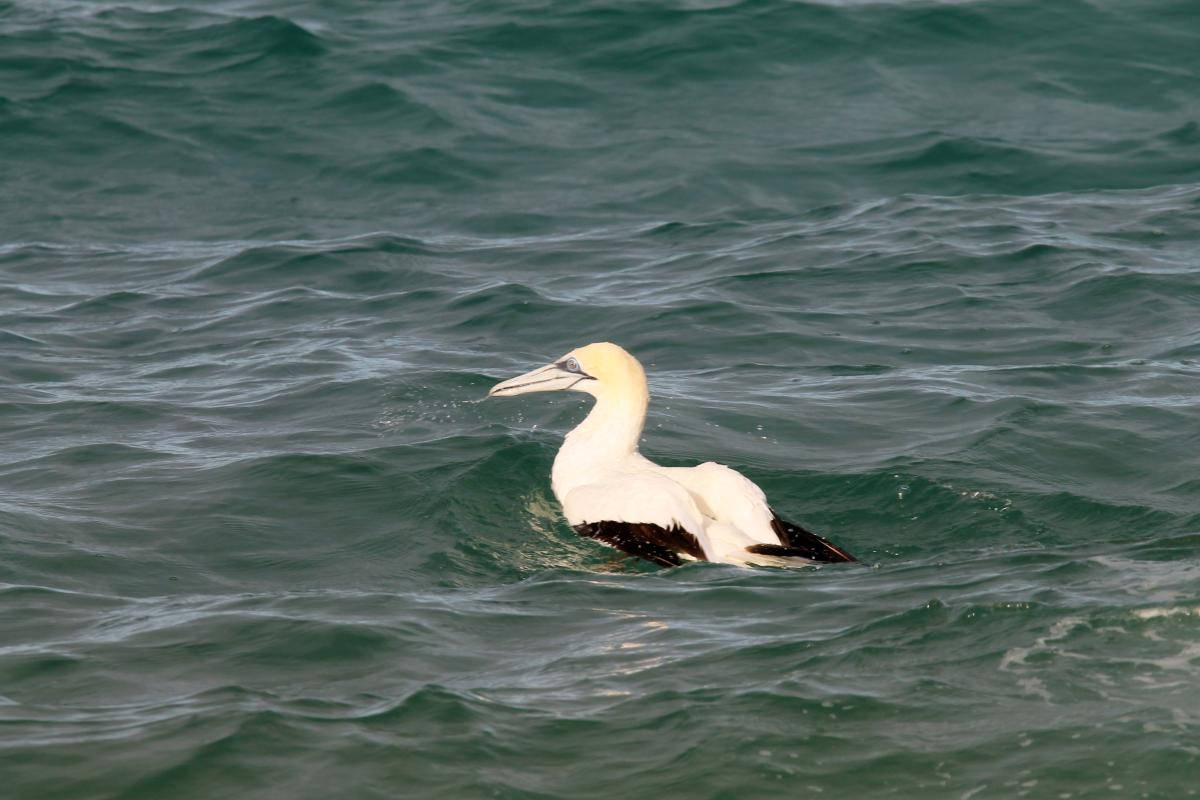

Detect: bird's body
489,342,856,567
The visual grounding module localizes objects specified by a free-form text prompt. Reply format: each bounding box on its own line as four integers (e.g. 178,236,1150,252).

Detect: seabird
488,342,857,567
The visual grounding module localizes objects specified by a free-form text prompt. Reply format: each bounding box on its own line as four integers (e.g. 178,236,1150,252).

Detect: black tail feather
755,513,857,563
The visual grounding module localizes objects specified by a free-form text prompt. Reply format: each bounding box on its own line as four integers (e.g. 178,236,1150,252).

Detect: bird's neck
551,386,648,501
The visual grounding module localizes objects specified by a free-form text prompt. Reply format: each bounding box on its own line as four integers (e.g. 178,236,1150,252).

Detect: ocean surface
2,0,1200,797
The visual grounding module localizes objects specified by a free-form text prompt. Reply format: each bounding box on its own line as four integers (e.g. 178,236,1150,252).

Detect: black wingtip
764,514,857,563
572,520,708,567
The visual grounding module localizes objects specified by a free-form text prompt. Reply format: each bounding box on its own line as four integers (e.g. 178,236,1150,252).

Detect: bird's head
487,342,647,401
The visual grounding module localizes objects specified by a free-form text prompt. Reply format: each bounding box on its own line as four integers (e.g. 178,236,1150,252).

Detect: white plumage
488,342,856,567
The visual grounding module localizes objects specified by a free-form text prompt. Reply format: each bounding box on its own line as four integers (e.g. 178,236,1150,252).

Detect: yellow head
487,342,647,401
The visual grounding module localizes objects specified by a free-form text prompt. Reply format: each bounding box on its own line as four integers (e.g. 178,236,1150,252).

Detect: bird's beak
487,363,579,398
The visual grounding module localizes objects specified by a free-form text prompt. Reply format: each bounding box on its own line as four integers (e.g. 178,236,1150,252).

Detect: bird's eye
565,358,580,373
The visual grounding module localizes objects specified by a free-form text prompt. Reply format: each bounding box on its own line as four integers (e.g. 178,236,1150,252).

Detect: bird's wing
660,461,857,563
654,462,779,546
571,520,706,566
562,471,713,562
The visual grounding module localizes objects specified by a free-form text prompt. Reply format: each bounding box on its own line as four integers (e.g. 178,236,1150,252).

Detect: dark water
3,0,1200,797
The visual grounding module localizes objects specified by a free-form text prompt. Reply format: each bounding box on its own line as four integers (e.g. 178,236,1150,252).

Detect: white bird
488,342,856,567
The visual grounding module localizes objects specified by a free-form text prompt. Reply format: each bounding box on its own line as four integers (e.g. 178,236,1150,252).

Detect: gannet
488,342,857,567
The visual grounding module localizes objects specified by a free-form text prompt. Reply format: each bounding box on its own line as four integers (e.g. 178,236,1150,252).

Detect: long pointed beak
487,363,576,398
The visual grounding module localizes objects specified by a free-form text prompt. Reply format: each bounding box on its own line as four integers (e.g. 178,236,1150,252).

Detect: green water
2,1,1199,797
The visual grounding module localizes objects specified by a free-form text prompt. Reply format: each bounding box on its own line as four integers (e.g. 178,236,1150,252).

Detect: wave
4,0,1199,241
